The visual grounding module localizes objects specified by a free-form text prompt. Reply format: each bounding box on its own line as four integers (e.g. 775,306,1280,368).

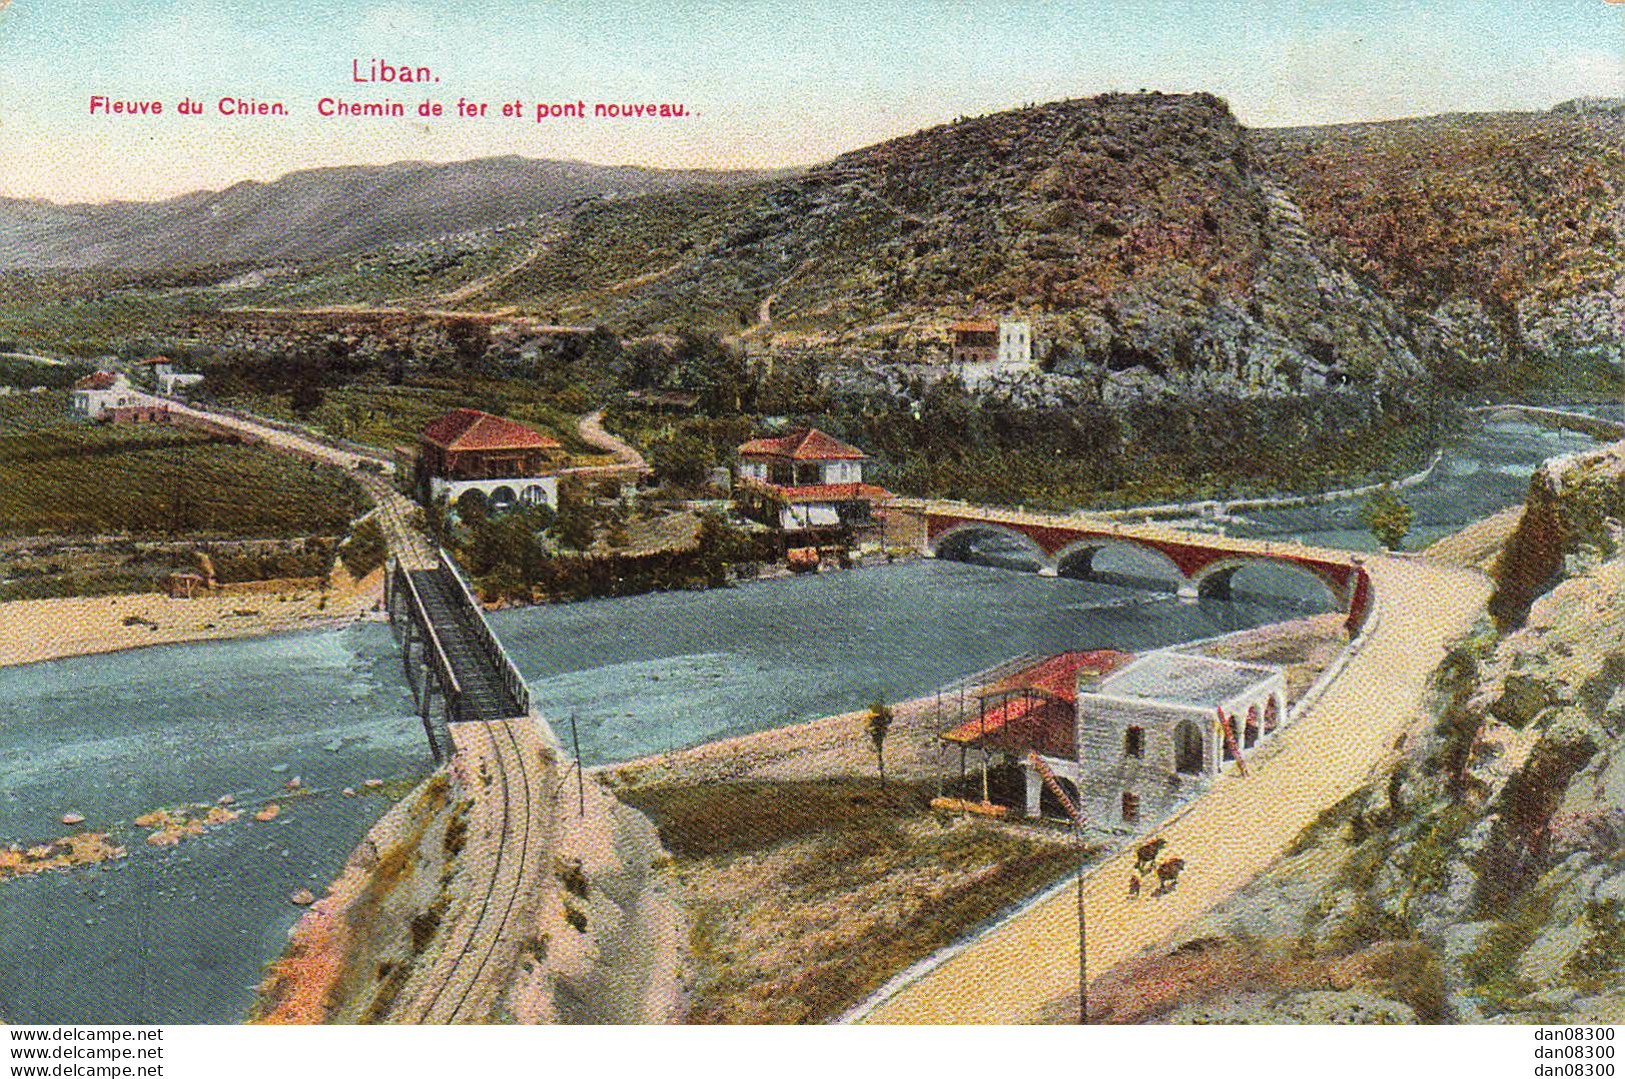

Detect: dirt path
575,410,647,471
855,554,1492,1023
432,224,568,307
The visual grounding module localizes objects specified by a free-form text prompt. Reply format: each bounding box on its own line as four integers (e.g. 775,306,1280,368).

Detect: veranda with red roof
943,650,1133,759
733,427,891,539
418,408,563,482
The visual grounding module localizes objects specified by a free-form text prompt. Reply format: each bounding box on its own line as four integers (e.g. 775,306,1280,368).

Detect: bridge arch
1190,556,1345,611
1053,538,1186,592
931,523,1051,573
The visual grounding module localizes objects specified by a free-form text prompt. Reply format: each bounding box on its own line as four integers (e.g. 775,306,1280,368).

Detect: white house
950,318,1035,387
944,649,1288,831
70,371,139,420
733,428,890,539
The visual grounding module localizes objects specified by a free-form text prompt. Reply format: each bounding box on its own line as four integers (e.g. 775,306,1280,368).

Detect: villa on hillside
949,317,1034,386
413,408,566,514
732,427,891,546
69,371,140,420
943,649,1288,831
135,355,206,395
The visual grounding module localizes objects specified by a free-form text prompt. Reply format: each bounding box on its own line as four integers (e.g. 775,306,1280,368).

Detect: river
0,411,1604,1023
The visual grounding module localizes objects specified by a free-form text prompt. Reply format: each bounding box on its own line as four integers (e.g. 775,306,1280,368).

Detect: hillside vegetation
485,93,1431,400
1257,110,1625,396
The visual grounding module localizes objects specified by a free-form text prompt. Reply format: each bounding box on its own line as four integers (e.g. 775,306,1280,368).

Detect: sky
0,0,1621,203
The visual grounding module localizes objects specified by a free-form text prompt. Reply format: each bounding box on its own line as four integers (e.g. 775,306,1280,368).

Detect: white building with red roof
415,407,566,513
733,428,890,540
949,317,1034,386
69,371,138,420
942,649,1286,830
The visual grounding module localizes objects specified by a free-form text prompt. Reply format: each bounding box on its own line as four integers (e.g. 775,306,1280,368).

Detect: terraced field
0,393,364,538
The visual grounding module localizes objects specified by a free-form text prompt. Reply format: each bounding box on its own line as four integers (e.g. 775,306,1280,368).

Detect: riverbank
598,613,1347,1022
0,566,384,669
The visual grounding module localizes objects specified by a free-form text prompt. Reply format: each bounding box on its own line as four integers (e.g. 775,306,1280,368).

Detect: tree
649,430,715,489
551,483,597,551
867,699,894,784
1362,485,1414,550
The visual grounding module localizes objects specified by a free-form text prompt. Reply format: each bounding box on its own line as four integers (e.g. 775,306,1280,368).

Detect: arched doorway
1264,695,1280,733
1174,720,1205,775
1244,705,1260,749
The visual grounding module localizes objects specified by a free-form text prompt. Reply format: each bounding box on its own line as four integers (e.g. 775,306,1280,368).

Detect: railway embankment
251,715,682,1024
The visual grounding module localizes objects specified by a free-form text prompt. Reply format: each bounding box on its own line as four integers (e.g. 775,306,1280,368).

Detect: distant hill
0,157,781,270
467,94,1621,396
8,94,1621,399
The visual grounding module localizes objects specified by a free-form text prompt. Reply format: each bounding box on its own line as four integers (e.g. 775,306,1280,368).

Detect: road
856,553,1492,1023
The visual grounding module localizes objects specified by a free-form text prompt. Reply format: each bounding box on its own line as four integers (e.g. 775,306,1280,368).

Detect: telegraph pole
570,712,585,817
1076,797,1088,1024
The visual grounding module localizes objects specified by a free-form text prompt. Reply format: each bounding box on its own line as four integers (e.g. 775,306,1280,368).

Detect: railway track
390,718,547,1024
157,397,557,1023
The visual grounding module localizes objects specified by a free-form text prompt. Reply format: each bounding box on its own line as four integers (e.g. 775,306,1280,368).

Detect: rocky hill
9,93,1621,402
0,157,778,271
1255,110,1625,393
487,93,1432,398
1092,441,1625,1025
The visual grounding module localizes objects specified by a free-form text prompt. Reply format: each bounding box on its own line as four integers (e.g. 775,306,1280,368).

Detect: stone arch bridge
888,499,1374,632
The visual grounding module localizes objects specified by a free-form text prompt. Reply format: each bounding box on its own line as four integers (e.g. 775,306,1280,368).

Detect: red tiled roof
134,355,173,366
950,318,997,333
983,650,1134,705
73,371,119,390
419,408,561,452
943,693,1043,746
742,481,892,503
941,651,1132,750
737,428,866,461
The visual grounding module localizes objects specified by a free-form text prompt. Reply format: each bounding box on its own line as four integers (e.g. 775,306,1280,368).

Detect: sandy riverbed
0,566,384,669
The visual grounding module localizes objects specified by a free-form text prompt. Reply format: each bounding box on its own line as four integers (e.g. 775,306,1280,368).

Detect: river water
0,627,423,1024
0,412,1603,1023
1228,415,1599,550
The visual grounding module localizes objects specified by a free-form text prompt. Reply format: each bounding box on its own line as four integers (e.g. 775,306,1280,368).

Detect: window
1121,791,1140,823
1124,725,1145,759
